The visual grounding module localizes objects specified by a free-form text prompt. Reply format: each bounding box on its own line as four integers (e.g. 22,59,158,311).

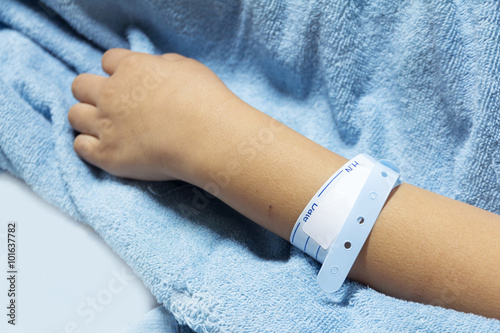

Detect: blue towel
125,306,193,333
1,0,499,331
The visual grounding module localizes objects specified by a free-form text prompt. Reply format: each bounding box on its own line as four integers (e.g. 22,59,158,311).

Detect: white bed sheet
0,172,158,333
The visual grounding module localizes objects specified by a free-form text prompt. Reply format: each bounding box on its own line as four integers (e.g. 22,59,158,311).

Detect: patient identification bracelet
290,153,401,292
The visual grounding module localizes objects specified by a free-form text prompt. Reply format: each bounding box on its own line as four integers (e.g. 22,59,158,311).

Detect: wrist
160,93,248,184
186,98,280,189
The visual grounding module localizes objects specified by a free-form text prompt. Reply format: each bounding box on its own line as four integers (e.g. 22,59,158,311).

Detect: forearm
357,182,500,319
189,100,500,320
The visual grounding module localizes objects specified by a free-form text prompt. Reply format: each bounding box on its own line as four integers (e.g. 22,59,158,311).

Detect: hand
69,49,239,181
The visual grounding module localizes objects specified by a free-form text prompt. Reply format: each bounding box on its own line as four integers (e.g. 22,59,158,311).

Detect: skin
69,49,500,320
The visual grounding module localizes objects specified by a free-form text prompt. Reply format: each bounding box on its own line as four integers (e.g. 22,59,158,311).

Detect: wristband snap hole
357,216,364,224
381,171,388,177
344,241,351,249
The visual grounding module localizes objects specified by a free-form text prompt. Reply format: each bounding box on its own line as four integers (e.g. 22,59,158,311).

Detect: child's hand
69,49,239,181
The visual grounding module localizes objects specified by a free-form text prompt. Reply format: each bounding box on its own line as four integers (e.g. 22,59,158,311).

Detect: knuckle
97,118,114,134
161,53,185,61
121,53,144,69
100,84,118,102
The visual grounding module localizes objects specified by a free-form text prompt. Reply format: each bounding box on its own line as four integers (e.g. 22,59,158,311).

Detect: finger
73,134,102,166
72,73,107,105
68,103,100,137
102,48,134,75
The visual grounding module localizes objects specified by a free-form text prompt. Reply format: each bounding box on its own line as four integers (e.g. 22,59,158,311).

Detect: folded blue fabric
0,0,499,331
125,306,193,333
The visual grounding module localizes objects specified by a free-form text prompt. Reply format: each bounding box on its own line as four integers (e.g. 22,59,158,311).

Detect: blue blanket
1,0,499,331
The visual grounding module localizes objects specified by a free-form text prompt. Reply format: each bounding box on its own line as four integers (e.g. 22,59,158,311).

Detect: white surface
0,172,158,333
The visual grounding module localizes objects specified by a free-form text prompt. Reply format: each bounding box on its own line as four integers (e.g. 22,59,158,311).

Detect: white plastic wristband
290,153,401,292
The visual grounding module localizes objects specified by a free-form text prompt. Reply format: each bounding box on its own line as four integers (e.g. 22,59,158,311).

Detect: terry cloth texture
125,306,194,333
0,0,499,332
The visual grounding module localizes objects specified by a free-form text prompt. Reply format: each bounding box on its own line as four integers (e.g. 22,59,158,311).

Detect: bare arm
188,98,500,320
69,49,500,320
